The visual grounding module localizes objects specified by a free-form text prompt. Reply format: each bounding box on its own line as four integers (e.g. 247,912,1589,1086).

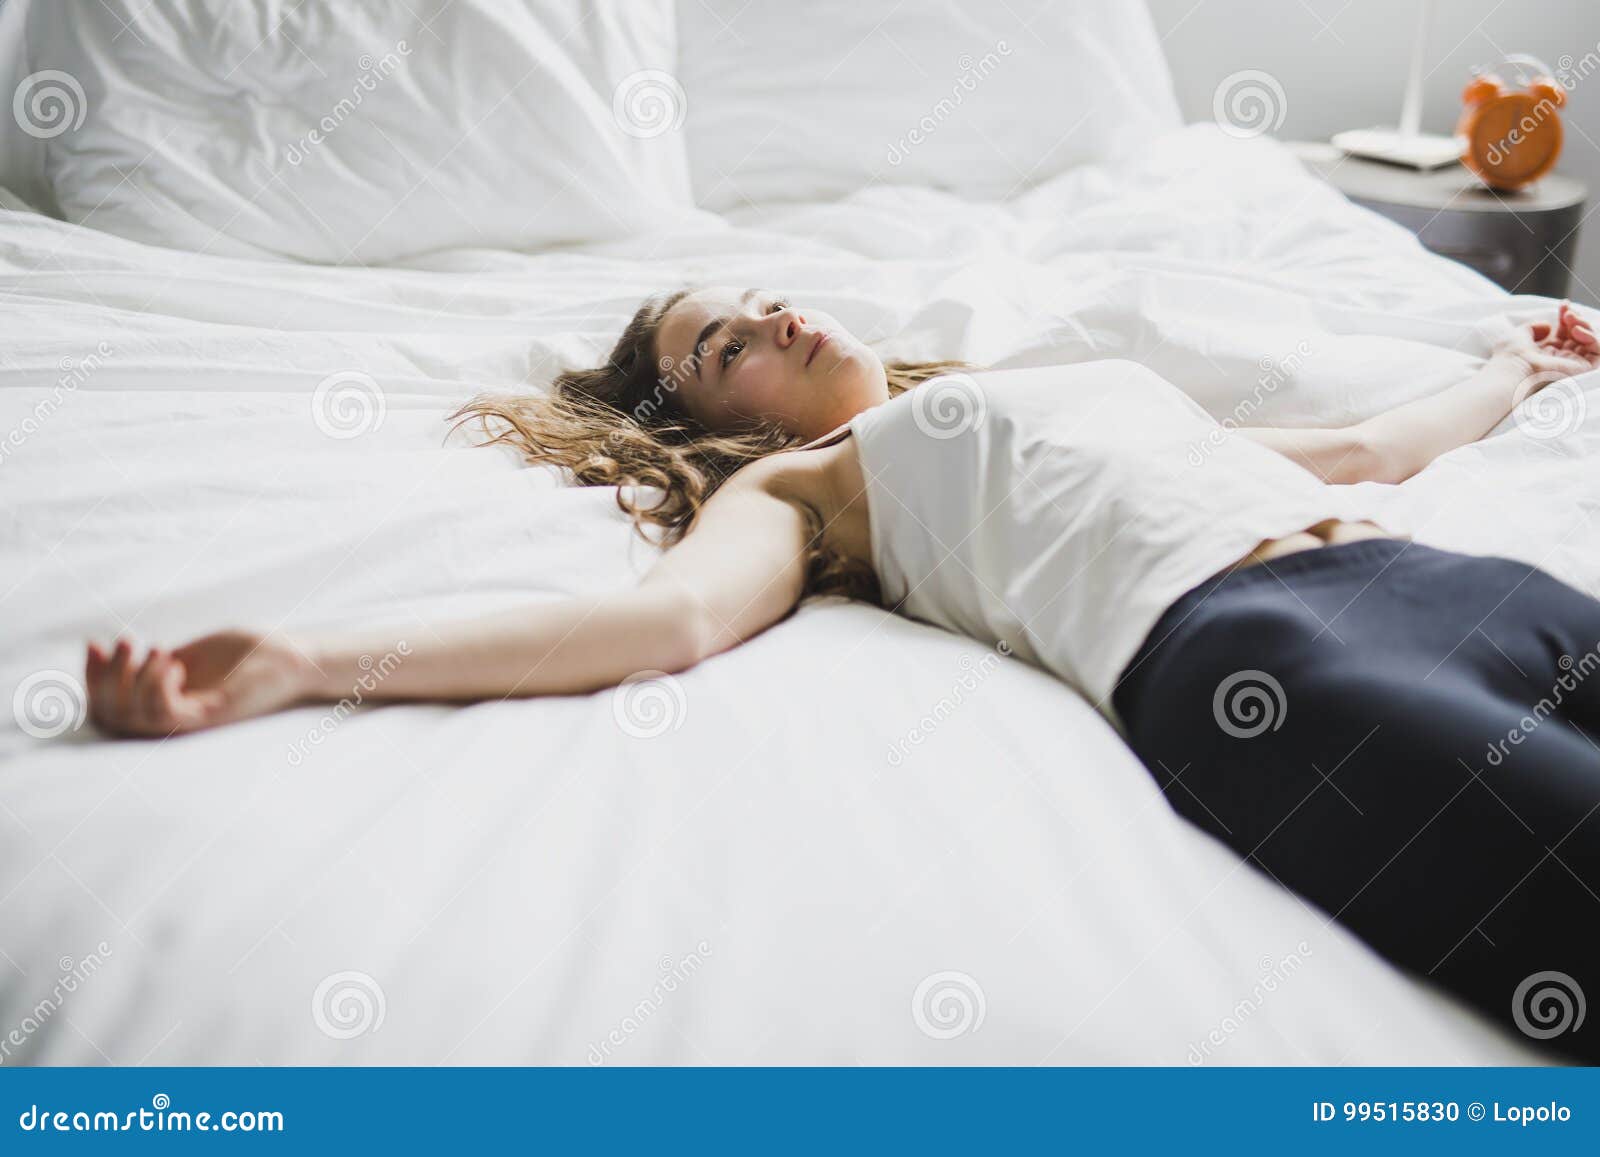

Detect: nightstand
1285,141,1586,297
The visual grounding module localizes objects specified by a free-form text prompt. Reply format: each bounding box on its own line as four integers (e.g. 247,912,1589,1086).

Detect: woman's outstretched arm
1240,302,1600,485
84,464,814,738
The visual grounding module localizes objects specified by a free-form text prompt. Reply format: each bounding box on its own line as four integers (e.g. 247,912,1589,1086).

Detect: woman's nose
775,308,805,347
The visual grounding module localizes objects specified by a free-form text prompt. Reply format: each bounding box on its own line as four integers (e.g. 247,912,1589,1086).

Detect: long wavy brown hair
448,288,970,606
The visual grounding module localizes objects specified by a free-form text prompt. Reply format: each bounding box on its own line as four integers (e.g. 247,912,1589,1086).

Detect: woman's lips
806,332,830,366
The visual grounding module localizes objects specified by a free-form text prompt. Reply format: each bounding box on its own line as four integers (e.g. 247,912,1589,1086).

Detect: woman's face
655,287,888,441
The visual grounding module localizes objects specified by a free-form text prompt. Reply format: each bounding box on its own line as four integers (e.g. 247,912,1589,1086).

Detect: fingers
86,636,130,730
84,641,108,705
83,637,201,737
167,664,213,724
134,648,169,725
1522,305,1598,368
112,639,137,722
157,658,217,730
1555,306,1600,366
1556,301,1596,348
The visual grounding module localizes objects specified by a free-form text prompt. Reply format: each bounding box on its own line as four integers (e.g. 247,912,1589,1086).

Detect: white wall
1147,0,1600,305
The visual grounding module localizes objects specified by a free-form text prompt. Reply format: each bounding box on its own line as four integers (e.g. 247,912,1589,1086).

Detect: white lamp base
1332,128,1463,170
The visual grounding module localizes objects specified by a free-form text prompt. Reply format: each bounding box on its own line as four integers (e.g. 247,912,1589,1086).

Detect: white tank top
804,362,1403,721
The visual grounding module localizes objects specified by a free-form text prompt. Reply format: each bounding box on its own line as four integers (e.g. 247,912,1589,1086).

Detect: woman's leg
1115,541,1600,1061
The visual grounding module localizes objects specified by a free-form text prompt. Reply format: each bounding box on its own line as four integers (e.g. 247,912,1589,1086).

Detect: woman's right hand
85,629,315,738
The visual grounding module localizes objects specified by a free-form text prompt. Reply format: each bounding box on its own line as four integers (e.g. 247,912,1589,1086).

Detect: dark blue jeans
1113,538,1600,1062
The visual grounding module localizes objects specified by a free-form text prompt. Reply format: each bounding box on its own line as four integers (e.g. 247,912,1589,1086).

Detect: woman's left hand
1490,301,1600,381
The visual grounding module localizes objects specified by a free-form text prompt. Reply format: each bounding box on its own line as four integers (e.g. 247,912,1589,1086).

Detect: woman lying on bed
86,291,1600,1060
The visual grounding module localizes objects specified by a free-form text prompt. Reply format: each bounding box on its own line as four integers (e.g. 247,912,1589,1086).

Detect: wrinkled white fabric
681,0,1181,209
1,126,1586,1065
19,0,698,262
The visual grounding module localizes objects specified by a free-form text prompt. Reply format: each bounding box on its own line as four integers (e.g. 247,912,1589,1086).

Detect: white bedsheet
2,127,1589,1064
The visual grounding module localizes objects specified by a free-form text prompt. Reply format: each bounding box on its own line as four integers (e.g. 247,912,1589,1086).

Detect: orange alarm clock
1457,54,1566,191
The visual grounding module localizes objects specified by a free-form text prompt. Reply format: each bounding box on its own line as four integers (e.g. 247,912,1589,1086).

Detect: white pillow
22,0,694,263
680,0,1181,210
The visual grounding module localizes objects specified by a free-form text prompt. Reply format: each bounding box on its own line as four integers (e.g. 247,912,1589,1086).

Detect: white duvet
3,127,1592,1065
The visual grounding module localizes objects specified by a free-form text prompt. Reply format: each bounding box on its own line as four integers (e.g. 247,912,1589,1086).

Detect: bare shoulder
723,437,845,509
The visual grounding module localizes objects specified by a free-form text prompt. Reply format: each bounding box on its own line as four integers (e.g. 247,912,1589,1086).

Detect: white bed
2,1,1592,1065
